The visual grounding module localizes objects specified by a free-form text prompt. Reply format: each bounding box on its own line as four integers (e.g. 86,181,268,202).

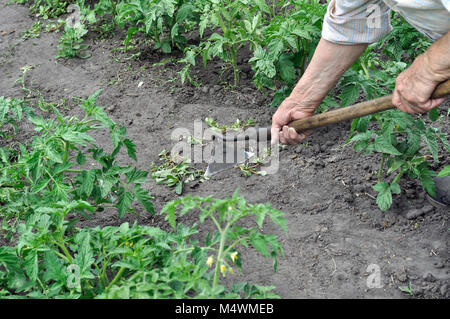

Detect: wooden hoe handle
288,79,450,132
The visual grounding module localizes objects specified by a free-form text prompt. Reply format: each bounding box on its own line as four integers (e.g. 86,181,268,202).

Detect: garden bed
0,1,449,298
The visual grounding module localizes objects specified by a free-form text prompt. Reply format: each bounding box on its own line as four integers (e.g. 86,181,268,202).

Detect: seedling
399,282,414,296
21,22,43,40
56,23,90,59
15,65,35,95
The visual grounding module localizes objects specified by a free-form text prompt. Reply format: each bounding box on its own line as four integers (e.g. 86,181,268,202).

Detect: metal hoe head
204,142,254,177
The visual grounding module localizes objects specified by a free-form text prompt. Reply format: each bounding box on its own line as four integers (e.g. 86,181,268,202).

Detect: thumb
271,125,280,145
271,111,290,145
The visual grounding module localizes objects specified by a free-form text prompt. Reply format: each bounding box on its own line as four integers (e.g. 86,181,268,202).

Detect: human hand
392,54,447,114
271,95,316,145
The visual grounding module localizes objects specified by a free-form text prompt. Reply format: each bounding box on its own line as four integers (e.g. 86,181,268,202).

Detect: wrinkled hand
271,96,316,145
392,54,446,114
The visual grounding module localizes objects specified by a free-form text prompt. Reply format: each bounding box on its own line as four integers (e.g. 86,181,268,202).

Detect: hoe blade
204,142,254,177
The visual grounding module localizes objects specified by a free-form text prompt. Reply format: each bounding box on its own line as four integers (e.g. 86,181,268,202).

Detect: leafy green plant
92,0,119,29
1,192,285,298
14,0,71,19
377,13,431,63
334,14,448,212
0,94,285,299
438,166,450,177
399,281,414,296
21,22,43,41
250,0,325,106
56,23,90,58
0,97,33,140
0,91,154,232
161,189,287,297
115,0,200,52
349,110,449,211
151,150,203,194
180,0,265,86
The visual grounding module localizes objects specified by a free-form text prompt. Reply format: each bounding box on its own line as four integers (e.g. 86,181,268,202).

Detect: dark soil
1,1,449,299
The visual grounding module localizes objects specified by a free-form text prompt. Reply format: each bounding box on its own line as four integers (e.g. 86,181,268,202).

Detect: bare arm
271,38,367,145
272,31,450,145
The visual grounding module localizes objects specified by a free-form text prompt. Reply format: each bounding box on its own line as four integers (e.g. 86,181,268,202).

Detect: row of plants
12,1,450,209
16,0,325,98
0,94,287,298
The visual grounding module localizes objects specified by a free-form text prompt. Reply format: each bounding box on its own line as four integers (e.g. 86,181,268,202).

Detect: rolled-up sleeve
322,0,392,44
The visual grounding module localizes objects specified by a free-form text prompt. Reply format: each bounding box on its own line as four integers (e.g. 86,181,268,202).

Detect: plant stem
107,266,125,290
230,46,239,87
212,222,231,293
63,140,70,163
100,258,112,286
361,61,370,78
223,236,250,256
393,171,404,185
53,249,71,263
36,277,46,293
56,236,73,264
212,236,224,289
378,154,387,182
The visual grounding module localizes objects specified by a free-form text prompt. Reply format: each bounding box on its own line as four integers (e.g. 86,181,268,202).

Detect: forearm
422,31,450,82
289,38,367,107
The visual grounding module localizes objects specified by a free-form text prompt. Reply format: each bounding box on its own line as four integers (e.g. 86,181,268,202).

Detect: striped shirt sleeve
322,0,392,44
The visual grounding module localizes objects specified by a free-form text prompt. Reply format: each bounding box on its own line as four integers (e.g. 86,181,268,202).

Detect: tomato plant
161,189,287,297
180,0,266,87
250,0,325,105
0,91,154,231
0,191,285,298
349,110,449,211
115,0,200,52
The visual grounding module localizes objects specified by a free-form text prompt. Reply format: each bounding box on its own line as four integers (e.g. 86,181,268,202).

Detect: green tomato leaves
373,182,401,212
350,109,448,211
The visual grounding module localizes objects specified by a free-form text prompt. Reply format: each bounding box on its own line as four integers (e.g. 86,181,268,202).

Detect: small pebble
421,205,434,214
406,209,424,220
201,86,209,94
422,272,436,282
336,273,346,281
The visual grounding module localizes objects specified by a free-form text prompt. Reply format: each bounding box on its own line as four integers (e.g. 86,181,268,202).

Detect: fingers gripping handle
288,79,450,133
